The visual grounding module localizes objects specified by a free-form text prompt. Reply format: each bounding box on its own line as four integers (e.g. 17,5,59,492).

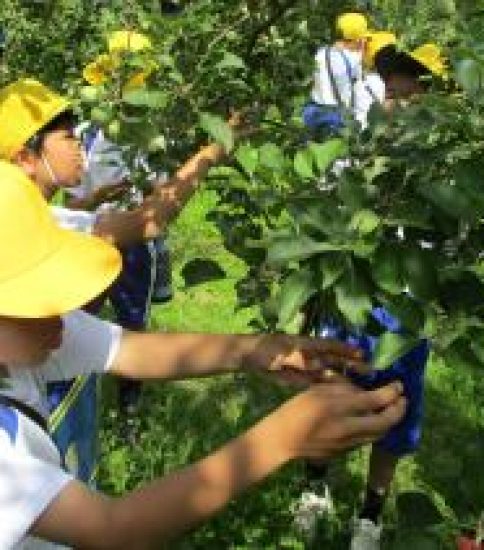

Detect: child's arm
31,381,405,548
109,331,367,381
66,180,130,211
92,141,225,246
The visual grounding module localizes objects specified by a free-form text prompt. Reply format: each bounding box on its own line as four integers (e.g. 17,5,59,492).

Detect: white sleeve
50,206,97,234
39,311,123,382
0,437,72,548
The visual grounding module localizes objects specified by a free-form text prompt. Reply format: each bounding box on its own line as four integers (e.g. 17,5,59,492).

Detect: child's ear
12,147,38,179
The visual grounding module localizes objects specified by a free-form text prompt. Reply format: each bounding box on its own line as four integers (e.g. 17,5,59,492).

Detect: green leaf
471,336,484,364
293,149,314,179
235,144,259,175
455,58,483,96
372,244,404,294
122,90,169,109
400,246,438,301
259,143,285,171
350,209,381,236
181,258,226,287
396,491,444,529
309,138,348,173
216,52,246,71
373,332,419,369
391,531,443,550
418,181,476,220
267,235,343,266
363,156,390,183
276,268,317,327
319,254,345,290
199,112,234,152
385,200,432,230
381,294,425,333
334,274,372,327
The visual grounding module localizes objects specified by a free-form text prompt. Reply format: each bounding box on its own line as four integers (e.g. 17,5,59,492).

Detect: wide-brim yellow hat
410,43,448,78
0,79,71,160
0,161,121,318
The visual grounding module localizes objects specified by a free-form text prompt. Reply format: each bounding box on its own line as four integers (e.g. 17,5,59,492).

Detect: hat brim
0,229,121,318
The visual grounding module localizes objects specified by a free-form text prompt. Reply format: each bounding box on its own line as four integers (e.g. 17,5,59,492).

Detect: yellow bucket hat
83,30,155,89
410,43,448,78
0,79,70,160
364,31,397,68
0,161,121,317
336,13,370,41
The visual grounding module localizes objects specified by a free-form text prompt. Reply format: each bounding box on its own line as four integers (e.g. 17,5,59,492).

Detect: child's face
385,74,425,100
39,125,85,188
0,315,63,366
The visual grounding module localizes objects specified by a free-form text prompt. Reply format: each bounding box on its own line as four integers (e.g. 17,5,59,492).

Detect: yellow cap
336,13,369,40
0,161,121,318
410,43,448,78
83,30,154,89
0,79,70,160
364,31,397,68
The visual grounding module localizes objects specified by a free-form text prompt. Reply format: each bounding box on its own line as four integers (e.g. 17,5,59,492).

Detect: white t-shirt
0,311,122,548
50,206,97,234
311,47,385,130
311,46,363,108
354,72,386,129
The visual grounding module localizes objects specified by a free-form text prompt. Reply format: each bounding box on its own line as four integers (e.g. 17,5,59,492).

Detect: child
0,161,407,548
304,42,447,550
303,12,384,132
0,76,239,480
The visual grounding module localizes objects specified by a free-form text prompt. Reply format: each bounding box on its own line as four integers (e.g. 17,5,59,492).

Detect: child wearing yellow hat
374,41,448,104
0,74,239,482
303,12,387,131
0,161,406,548
300,37,448,550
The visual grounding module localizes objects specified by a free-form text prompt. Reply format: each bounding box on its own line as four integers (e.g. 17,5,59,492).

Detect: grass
98,188,484,549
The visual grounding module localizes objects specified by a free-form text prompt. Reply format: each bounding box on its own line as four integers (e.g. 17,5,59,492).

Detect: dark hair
26,109,78,153
375,45,432,82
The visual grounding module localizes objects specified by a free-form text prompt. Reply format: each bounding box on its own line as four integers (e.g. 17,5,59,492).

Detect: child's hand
269,381,406,461
260,334,368,386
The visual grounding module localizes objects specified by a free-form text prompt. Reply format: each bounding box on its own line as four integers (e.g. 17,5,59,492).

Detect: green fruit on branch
79,86,100,103
106,119,122,140
90,106,113,126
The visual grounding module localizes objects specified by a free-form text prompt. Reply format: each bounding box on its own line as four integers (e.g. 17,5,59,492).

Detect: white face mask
40,152,59,186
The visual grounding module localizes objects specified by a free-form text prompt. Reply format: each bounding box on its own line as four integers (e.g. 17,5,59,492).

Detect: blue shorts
86,242,156,328
109,242,156,330
302,102,344,132
319,307,429,457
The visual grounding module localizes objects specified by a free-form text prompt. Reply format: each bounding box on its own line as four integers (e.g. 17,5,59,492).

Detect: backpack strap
0,394,48,432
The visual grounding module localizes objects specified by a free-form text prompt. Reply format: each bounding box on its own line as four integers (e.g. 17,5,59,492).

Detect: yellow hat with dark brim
0,79,71,160
0,161,121,318
336,13,370,40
